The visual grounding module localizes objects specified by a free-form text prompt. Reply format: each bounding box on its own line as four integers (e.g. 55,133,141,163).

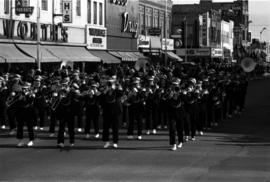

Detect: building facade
172,0,249,61
138,0,173,55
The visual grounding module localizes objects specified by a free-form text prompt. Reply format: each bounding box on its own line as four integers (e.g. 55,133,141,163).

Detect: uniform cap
61,77,70,85
90,80,98,87
22,82,31,88
189,78,196,85
172,78,181,85
13,74,21,80
72,83,80,89
147,76,155,81
34,75,42,82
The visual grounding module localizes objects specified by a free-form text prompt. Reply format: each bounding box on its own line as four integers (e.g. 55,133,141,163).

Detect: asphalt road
1,78,270,182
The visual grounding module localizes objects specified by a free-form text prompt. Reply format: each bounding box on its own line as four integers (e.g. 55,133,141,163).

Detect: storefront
105,0,146,63
176,48,212,62
0,17,100,71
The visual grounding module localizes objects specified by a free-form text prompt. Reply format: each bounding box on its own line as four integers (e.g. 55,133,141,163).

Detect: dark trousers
57,113,75,144
72,109,83,128
198,103,207,131
127,105,142,136
34,107,46,127
206,103,213,127
122,105,129,126
169,108,184,145
16,108,34,141
214,107,222,124
49,110,58,133
0,105,6,126
7,107,16,130
158,101,169,127
85,107,99,134
222,98,229,120
186,104,197,138
145,107,154,130
102,113,119,143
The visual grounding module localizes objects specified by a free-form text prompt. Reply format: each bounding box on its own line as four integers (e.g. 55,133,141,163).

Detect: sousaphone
241,57,256,72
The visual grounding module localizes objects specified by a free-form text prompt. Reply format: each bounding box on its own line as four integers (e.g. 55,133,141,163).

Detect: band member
49,79,61,137
144,76,156,135
184,78,197,141
16,82,35,147
101,77,122,148
6,74,22,135
33,76,48,131
84,80,101,139
168,78,184,151
57,78,74,148
0,76,8,129
127,77,144,140
70,82,84,133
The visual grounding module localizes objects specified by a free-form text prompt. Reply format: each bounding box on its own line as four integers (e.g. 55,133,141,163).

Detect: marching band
0,62,248,151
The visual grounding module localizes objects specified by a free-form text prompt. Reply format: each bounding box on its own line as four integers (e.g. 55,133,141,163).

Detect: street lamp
164,0,168,67
260,27,267,41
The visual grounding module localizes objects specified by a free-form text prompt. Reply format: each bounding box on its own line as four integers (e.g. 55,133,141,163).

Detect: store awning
0,43,35,63
108,51,138,62
44,46,101,62
166,51,183,62
90,50,121,64
132,52,148,60
16,44,60,63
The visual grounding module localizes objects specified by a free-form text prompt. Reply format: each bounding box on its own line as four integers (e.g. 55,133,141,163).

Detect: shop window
94,1,97,25
4,0,9,14
42,0,48,11
99,3,103,25
87,0,91,23
76,0,81,16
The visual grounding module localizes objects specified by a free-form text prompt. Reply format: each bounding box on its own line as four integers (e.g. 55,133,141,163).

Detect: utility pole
37,0,41,70
164,0,168,67
185,16,187,62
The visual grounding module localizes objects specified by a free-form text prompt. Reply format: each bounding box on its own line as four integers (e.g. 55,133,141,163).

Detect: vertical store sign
63,0,72,23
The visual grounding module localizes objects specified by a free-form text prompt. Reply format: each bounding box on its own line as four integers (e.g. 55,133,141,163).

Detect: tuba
241,57,256,72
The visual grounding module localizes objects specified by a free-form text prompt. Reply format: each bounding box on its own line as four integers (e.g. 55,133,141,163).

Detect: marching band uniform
33,76,48,131
57,79,74,148
101,78,122,148
7,75,22,134
0,77,8,129
48,79,61,137
16,82,35,147
70,82,84,133
84,81,100,139
168,78,184,151
127,78,144,140
144,76,156,135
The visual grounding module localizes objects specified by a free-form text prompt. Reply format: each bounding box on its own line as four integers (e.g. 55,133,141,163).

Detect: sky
172,0,270,42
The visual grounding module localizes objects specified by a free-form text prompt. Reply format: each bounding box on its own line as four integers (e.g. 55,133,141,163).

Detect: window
42,0,48,11
93,2,97,24
4,0,9,14
87,0,91,23
76,0,81,16
99,3,103,25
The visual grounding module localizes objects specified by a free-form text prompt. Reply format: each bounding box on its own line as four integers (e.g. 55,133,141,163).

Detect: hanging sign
63,0,72,23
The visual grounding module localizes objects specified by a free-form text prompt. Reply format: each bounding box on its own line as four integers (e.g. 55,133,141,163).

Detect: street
0,78,270,182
